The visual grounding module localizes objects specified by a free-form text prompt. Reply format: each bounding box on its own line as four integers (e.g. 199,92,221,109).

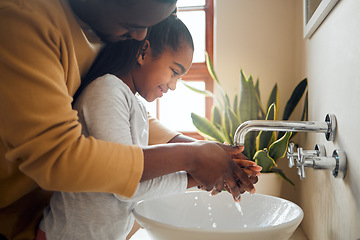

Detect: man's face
85,0,176,43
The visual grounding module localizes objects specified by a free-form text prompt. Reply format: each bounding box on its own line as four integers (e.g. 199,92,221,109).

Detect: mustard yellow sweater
0,0,177,239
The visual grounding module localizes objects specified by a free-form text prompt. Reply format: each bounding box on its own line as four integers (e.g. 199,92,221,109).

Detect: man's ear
137,40,150,65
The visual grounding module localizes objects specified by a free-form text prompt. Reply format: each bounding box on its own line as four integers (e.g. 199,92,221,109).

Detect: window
142,0,214,139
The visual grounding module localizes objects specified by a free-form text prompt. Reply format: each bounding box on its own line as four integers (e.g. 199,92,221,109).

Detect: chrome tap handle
298,163,306,180
287,142,297,168
296,148,307,180
296,147,321,180
292,144,347,180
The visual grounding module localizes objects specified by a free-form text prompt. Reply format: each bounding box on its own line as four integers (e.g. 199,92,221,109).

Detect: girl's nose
129,28,148,41
167,78,177,91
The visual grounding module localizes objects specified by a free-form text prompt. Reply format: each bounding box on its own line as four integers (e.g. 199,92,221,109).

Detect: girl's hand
210,143,261,201
234,159,262,177
187,141,255,201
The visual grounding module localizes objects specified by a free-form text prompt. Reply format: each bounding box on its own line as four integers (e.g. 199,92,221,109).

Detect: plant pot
254,172,283,197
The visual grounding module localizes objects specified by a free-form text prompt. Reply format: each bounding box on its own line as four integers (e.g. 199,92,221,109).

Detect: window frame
177,0,214,139
152,0,214,140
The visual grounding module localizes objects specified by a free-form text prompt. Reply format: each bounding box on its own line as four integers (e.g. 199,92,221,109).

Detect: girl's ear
137,40,150,65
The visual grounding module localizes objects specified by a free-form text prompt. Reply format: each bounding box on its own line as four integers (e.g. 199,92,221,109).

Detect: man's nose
129,28,148,41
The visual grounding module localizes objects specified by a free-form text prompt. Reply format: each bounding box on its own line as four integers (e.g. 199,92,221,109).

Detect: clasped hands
197,142,262,202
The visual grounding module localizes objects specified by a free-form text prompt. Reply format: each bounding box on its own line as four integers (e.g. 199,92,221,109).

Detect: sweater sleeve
0,2,143,202
148,115,180,145
115,171,188,202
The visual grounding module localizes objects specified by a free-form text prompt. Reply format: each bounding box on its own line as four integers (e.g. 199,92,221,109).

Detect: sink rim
133,191,304,234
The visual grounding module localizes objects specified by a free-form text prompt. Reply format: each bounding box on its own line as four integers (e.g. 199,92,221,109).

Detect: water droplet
212,223,217,228
235,201,243,215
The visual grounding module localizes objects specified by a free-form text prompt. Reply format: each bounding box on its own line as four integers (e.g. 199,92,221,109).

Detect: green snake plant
183,53,308,186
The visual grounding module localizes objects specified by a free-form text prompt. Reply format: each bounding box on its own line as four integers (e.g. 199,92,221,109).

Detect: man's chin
95,31,125,44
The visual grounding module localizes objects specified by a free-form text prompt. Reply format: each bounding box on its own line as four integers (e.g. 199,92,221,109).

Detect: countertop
130,226,308,240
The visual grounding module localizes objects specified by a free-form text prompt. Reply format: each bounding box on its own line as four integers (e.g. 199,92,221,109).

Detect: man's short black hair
108,0,177,6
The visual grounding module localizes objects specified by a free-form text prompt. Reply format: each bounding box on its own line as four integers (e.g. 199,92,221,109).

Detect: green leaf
204,53,228,109
239,71,259,122
282,78,307,120
278,78,307,139
212,105,222,129
233,94,238,114
243,131,257,159
266,84,279,120
181,80,214,98
301,91,309,121
255,78,260,101
191,113,226,143
205,52,220,85
268,131,292,161
254,78,265,119
182,80,224,110
291,91,309,140
228,109,241,144
256,103,277,151
253,150,276,172
223,107,231,142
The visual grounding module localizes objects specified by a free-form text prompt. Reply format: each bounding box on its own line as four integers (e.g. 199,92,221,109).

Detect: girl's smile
127,42,193,102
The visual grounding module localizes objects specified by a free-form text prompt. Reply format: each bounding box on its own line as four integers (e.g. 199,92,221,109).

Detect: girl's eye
171,69,179,76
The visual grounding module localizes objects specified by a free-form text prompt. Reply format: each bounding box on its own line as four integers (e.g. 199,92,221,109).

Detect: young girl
39,14,261,240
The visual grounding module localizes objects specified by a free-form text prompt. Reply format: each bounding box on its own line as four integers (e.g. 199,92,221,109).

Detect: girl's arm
141,141,256,201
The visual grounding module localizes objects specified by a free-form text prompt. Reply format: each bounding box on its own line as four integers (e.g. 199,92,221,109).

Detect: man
0,0,255,239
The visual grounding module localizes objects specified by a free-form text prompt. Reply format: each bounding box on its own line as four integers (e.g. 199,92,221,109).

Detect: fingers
242,168,261,177
232,152,249,160
210,180,224,196
248,165,263,172
235,160,262,170
233,159,262,176
249,175,258,184
224,176,242,201
233,167,256,195
217,143,244,157
233,159,257,167
189,141,256,202
224,182,243,202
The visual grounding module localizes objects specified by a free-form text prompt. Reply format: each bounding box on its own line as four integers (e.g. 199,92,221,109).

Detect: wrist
181,142,198,172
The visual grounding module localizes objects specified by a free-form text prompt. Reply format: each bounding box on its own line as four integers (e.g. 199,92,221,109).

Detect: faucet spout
233,113,336,145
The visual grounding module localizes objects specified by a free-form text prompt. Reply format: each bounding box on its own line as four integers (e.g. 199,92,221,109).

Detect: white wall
214,0,360,239
301,0,360,239
214,0,303,116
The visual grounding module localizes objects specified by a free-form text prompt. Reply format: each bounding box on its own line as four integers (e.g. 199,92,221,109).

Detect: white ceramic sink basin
133,191,303,240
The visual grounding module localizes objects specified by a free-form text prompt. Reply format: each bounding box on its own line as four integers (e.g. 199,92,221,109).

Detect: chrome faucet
233,113,336,146
233,113,347,180
287,143,347,179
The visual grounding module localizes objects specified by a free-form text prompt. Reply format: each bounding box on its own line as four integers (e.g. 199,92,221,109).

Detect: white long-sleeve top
40,74,187,239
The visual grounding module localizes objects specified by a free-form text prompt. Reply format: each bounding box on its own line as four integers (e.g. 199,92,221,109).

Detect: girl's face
131,42,194,102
